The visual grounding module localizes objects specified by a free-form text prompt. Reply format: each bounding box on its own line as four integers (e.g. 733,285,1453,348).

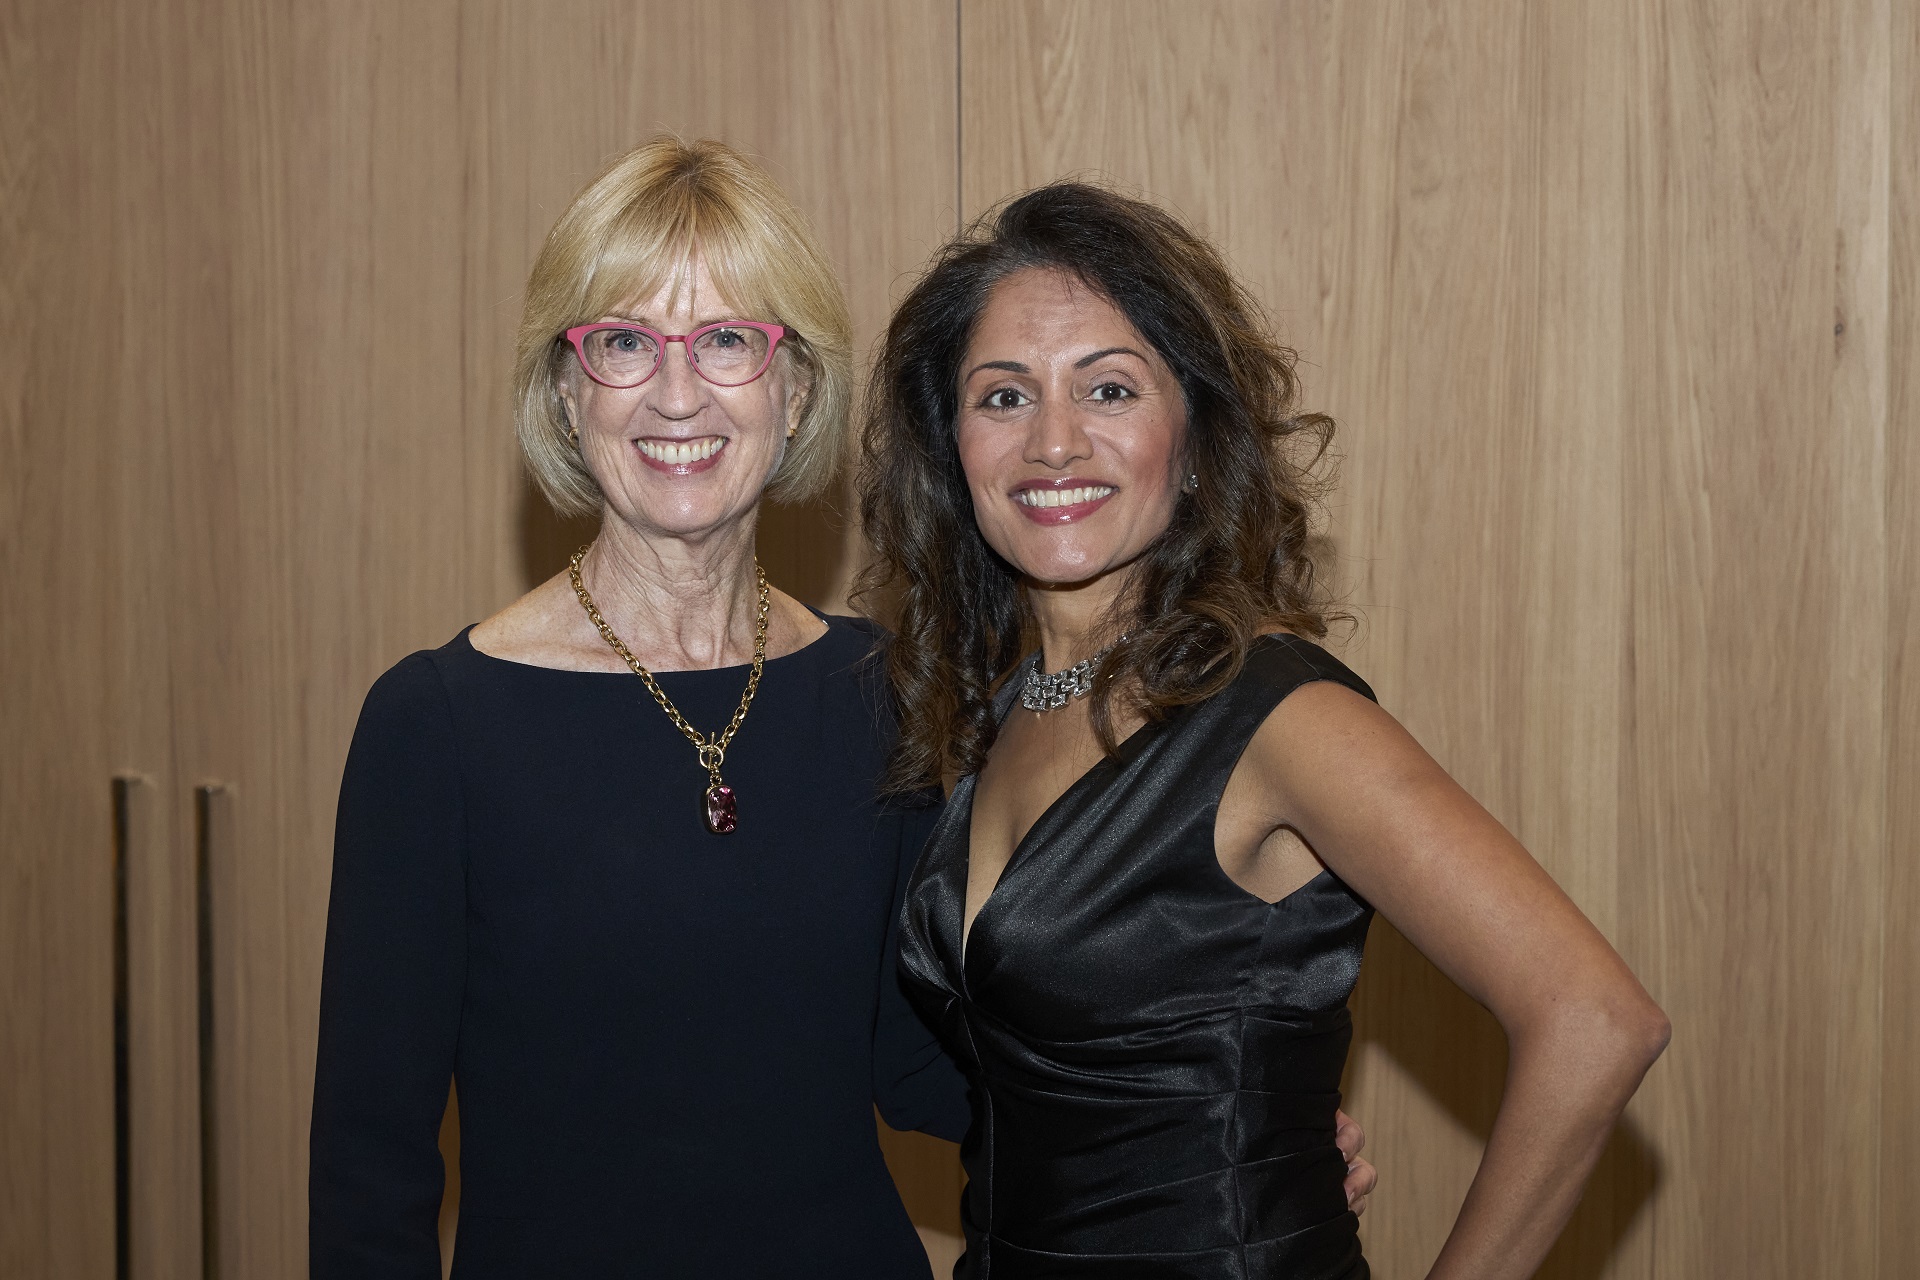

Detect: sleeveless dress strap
1189,633,1377,759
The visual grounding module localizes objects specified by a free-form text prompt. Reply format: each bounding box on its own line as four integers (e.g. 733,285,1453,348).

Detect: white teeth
637,437,724,464
1016,485,1115,508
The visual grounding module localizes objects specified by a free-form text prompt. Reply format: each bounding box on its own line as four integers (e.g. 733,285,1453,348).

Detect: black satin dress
899,634,1376,1279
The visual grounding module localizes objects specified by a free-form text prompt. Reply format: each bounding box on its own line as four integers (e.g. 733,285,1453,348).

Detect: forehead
969,268,1152,357
599,256,749,323
582,232,773,326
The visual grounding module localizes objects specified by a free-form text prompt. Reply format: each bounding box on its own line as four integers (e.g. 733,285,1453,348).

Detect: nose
1022,397,1093,470
648,336,706,417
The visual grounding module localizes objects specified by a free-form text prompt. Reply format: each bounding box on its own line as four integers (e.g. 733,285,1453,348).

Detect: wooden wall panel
0,7,116,1272
1,3,199,1276
960,1,1907,1276
1620,1,1893,1274
1880,2,1918,1274
149,9,482,1270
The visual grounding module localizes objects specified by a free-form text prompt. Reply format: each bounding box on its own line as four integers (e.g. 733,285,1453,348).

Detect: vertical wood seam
955,0,964,225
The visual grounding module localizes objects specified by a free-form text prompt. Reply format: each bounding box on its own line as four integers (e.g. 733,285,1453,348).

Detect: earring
786,425,797,439
568,426,580,448
1182,472,1200,493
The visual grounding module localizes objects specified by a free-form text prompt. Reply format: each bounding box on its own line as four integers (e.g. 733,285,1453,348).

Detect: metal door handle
110,776,148,1280
194,784,227,1280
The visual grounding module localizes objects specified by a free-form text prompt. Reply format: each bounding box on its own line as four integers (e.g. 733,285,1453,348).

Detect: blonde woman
308,140,1374,1279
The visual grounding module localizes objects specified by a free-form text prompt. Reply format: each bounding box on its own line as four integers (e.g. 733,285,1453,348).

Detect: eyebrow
963,359,1031,380
963,347,1149,382
1074,346,1149,369
605,313,744,330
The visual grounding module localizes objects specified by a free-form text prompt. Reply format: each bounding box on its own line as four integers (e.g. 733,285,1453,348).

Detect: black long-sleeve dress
310,615,968,1279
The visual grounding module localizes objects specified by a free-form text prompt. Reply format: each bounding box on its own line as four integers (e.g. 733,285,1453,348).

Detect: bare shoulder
469,573,624,672
1214,639,1412,900
1235,668,1435,829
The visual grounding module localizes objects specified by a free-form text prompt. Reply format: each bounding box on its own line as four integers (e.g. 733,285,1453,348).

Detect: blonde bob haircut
513,136,854,515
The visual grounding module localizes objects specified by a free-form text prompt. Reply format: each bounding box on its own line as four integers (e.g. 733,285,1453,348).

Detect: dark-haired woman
858,183,1670,1279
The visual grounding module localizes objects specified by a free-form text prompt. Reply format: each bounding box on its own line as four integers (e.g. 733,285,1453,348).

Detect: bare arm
1243,681,1669,1280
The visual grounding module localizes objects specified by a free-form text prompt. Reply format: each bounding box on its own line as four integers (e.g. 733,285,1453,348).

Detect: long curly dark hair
855,181,1342,792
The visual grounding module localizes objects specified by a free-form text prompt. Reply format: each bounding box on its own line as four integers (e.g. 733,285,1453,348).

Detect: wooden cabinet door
1,3,207,1276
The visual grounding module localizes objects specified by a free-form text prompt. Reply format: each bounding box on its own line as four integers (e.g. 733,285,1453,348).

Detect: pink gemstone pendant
703,783,738,835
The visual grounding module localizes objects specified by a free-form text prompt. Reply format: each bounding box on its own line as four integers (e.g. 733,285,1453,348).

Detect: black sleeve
310,654,466,1279
871,796,972,1143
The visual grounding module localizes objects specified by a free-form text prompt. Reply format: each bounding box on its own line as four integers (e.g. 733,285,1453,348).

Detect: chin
608,486,737,538
1009,550,1117,589
660,505,750,538
990,510,1152,588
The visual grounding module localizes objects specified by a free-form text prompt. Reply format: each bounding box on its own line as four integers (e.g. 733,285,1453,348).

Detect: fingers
1333,1108,1366,1161
1334,1109,1374,1216
1342,1153,1378,1216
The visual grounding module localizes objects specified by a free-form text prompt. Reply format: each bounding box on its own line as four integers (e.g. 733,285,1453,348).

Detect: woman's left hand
1336,1108,1377,1215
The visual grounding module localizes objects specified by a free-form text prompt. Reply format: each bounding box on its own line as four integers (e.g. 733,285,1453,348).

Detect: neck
579,512,763,670
1026,568,1132,673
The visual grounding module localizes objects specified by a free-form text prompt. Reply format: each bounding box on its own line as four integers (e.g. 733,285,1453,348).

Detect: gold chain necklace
568,545,769,835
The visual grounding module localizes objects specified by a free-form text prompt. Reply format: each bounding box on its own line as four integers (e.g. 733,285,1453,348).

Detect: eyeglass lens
579,325,772,388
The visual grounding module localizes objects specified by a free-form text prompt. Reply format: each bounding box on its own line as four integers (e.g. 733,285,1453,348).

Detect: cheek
731,384,791,445
1154,409,1189,496
576,386,627,434
1122,428,1184,515
954,422,1000,498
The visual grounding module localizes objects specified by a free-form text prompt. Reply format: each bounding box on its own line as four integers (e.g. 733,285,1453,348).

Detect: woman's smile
1011,477,1118,523
635,434,727,474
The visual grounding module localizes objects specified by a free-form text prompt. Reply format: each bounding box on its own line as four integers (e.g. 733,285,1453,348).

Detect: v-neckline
950,633,1297,982
956,707,1161,977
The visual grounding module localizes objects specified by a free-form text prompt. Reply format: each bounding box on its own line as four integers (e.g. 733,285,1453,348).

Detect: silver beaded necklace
1019,640,1123,713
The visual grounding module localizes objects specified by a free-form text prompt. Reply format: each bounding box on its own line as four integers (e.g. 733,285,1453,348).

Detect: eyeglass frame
561,320,796,390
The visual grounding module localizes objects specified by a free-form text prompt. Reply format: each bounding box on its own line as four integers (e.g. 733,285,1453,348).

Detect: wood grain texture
1880,1,1918,1273
1620,2,1893,1274
961,1,1908,1275
0,3,195,1277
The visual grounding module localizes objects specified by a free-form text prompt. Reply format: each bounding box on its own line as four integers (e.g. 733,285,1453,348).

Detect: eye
977,386,1031,411
709,327,746,348
1089,380,1135,404
611,331,643,352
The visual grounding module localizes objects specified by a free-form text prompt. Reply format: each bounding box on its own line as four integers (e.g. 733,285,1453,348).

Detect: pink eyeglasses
563,321,794,389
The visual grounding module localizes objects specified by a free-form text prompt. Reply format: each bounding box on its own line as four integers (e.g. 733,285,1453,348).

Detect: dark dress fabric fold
310,615,966,1280
899,634,1376,1279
